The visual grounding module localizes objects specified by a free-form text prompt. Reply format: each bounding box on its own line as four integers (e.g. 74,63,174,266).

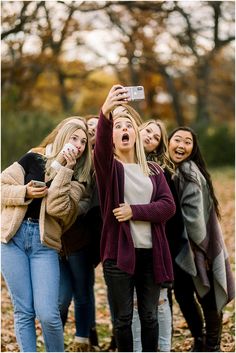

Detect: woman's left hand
63,149,78,169
113,203,133,222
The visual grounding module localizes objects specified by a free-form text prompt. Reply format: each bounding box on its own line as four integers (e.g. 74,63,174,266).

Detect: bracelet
51,160,62,171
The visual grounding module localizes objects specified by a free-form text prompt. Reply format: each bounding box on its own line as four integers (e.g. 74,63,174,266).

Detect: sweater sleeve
46,166,85,219
130,172,176,223
77,178,94,216
1,162,32,207
94,111,114,206
94,111,114,177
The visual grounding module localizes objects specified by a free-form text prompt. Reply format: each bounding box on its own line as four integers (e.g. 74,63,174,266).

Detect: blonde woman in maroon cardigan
94,85,176,352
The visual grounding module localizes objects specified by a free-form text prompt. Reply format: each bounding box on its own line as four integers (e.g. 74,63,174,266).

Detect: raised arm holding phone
94,84,176,352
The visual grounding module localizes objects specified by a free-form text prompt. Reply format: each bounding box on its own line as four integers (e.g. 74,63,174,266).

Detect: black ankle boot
191,336,205,352
205,344,221,352
205,311,222,352
89,326,99,347
107,335,117,351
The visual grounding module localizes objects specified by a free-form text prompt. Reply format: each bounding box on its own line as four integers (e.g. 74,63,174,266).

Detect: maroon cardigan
94,111,176,284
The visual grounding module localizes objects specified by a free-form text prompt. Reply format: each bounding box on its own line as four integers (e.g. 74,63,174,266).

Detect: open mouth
175,150,185,157
122,133,129,142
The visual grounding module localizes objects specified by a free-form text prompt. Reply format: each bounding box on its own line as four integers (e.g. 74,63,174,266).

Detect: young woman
104,105,144,352
132,119,188,352
94,85,176,352
168,127,235,352
59,115,101,352
1,121,91,352
31,114,100,351
131,119,174,352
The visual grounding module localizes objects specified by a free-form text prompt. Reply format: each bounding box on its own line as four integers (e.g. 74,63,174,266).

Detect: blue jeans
1,220,64,352
104,249,160,352
59,247,95,338
132,288,172,352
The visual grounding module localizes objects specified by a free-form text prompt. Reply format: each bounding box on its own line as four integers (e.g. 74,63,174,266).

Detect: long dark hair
168,126,220,219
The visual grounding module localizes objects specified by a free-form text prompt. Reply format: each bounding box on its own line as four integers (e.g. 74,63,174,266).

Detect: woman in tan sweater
1,121,91,352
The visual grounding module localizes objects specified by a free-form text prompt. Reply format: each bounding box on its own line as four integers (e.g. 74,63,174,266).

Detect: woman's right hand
102,85,130,118
26,181,48,199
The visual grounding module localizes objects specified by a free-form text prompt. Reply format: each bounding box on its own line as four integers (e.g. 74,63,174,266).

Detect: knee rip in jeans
158,298,167,306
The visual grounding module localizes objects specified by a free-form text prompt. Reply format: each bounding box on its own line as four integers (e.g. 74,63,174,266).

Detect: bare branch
1,2,45,39
173,3,199,57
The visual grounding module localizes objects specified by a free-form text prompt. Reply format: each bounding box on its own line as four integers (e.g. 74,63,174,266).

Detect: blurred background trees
1,1,235,169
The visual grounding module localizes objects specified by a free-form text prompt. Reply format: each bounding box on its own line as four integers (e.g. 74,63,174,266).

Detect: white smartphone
124,86,145,101
31,180,46,188
60,142,76,154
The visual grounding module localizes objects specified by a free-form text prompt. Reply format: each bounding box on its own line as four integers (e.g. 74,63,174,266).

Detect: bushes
1,111,234,170
195,123,235,167
1,111,63,170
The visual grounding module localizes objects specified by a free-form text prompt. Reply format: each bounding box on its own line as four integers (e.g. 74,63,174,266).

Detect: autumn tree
170,1,235,124
2,1,234,123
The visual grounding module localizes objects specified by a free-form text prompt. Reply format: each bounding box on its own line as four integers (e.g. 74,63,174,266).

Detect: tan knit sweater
1,162,85,251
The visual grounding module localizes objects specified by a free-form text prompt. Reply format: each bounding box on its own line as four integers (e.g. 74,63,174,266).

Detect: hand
113,203,133,222
62,149,77,169
26,181,48,199
102,85,130,118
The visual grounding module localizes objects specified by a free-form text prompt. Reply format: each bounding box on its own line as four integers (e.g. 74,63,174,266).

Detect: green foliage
195,123,235,167
1,84,22,110
1,111,63,170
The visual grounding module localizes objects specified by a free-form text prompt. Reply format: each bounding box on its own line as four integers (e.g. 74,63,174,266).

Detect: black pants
104,249,160,352
173,263,222,343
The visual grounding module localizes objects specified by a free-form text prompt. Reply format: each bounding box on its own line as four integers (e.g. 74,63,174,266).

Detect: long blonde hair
45,122,91,183
139,119,175,174
112,107,150,176
36,116,87,149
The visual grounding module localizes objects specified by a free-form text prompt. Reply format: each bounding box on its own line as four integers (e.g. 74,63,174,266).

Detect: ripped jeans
132,288,172,352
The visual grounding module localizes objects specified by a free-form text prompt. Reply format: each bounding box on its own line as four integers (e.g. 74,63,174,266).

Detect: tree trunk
57,70,72,112
162,71,185,126
195,61,211,124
